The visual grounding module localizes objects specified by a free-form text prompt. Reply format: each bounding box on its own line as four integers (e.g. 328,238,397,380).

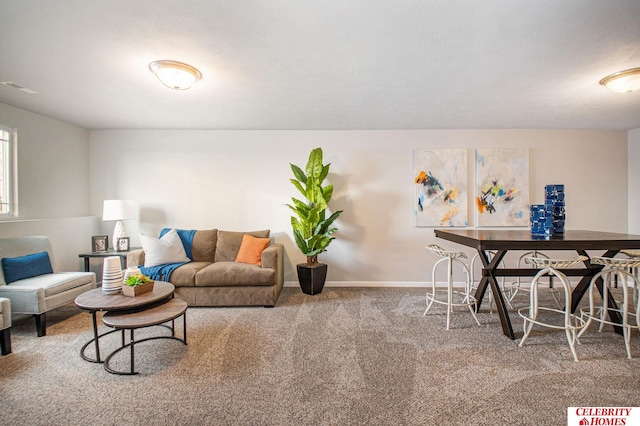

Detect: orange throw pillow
235,234,270,266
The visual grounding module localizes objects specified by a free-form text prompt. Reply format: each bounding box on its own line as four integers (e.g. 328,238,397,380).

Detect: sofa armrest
127,249,145,268
261,244,280,269
261,243,284,287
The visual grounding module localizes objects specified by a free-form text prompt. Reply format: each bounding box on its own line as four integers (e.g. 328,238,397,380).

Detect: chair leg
0,328,11,355
35,313,46,337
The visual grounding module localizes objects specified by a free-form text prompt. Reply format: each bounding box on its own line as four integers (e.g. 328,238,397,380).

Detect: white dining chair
578,256,640,359
518,255,588,361
621,249,640,306
424,244,481,330
507,250,562,308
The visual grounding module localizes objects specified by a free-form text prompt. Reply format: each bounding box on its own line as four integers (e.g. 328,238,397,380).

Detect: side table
78,248,140,272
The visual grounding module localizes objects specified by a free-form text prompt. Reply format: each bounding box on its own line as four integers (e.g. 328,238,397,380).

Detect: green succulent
124,274,152,287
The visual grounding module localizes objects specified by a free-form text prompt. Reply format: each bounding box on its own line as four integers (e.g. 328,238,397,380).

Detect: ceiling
1,0,639,131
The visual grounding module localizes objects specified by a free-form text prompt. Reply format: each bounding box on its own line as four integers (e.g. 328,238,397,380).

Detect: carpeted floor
1,287,638,426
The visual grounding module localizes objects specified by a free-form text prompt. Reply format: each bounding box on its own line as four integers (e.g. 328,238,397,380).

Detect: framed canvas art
414,149,468,227
475,148,529,227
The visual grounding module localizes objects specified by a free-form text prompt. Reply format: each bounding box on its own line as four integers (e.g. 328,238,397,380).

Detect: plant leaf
306,148,324,179
290,163,307,184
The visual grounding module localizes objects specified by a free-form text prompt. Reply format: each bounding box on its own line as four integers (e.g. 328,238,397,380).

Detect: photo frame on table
116,237,130,252
91,235,109,253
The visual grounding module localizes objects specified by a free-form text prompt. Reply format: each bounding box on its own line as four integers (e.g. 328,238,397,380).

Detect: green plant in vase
287,147,343,294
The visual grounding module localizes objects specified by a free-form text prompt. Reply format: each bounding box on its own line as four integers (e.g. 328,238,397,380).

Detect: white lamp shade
102,200,135,221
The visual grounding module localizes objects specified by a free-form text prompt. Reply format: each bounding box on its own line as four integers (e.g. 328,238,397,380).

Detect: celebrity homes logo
568,407,638,425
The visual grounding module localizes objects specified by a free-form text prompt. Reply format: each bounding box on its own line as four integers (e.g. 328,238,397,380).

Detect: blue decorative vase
545,184,565,235
530,204,551,237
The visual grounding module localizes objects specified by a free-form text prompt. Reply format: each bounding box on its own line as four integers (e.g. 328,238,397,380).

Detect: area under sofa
126,229,284,307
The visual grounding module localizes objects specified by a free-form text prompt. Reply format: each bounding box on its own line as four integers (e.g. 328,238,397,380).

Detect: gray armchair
0,297,10,354
0,236,96,336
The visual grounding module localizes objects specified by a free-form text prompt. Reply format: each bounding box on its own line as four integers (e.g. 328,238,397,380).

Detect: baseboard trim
285,281,449,288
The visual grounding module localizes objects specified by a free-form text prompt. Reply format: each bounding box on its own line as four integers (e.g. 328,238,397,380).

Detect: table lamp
102,200,135,249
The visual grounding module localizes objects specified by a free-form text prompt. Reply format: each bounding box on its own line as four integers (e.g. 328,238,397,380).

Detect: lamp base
112,221,128,250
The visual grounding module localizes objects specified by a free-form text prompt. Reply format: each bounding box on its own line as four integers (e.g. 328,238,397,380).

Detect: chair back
0,236,56,285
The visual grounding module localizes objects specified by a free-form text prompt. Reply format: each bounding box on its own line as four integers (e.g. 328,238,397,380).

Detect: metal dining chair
424,244,481,330
578,256,640,359
518,255,588,361
621,249,640,306
507,250,563,308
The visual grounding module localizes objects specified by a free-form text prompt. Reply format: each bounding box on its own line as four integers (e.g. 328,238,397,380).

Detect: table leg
183,312,187,344
92,312,101,362
80,310,120,363
84,257,90,272
475,250,516,340
130,329,135,374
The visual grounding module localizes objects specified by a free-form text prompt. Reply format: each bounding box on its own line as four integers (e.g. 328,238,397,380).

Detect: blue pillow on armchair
2,251,54,284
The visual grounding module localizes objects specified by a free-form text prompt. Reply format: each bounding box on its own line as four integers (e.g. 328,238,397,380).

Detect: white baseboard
285,281,448,288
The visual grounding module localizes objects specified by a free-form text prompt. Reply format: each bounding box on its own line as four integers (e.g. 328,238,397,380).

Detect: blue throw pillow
2,251,54,284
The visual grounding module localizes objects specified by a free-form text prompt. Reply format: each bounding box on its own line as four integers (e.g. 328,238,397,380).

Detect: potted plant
122,274,155,297
287,147,343,295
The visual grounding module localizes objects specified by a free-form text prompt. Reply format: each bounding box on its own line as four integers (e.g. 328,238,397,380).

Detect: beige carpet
1,287,638,426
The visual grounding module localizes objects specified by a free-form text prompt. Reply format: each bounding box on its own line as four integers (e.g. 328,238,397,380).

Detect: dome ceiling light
599,67,640,93
149,60,202,90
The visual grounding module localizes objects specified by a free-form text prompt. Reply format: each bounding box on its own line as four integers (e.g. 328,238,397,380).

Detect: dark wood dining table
434,229,640,340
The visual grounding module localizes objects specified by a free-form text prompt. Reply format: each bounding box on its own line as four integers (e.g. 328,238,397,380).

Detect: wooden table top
102,298,187,329
75,281,174,312
435,229,640,251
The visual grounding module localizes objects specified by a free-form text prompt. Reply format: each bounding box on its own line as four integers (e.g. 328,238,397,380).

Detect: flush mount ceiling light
149,60,202,90
599,67,640,93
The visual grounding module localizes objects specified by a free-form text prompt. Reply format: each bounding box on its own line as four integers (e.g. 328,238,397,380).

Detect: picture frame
116,237,130,252
92,235,109,253
414,148,468,227
475,148,529,227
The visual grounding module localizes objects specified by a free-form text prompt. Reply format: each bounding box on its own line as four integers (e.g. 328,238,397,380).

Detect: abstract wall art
414,149,468,227
475,148,529,227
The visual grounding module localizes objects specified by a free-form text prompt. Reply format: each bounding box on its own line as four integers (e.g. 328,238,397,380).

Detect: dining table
434,229,640,340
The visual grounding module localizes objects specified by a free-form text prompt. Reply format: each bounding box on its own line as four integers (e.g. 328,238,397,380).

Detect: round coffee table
102,298,188,375
75,281,175,363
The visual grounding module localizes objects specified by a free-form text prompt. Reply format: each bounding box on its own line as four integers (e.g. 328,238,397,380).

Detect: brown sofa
127,229,284,307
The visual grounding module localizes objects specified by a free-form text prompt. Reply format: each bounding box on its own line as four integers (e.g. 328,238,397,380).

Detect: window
0,125,16,217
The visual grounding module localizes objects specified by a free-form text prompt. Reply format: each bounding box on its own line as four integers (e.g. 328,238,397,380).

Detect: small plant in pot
122,274,154,297
287,147,343,295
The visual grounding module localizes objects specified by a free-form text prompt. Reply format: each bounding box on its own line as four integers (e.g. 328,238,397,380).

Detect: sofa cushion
195,261,275,287
191,229,217,263
235,234,270,266
2,252,53,284
169,261,210,287
140,229,190,267
215,230,270,262
3,272,95,297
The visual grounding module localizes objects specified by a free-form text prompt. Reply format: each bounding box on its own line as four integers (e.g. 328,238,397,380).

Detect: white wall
90,129,629,285
0,103,98,271
0,103,91,219
629,128,640,235
0,104,630,282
